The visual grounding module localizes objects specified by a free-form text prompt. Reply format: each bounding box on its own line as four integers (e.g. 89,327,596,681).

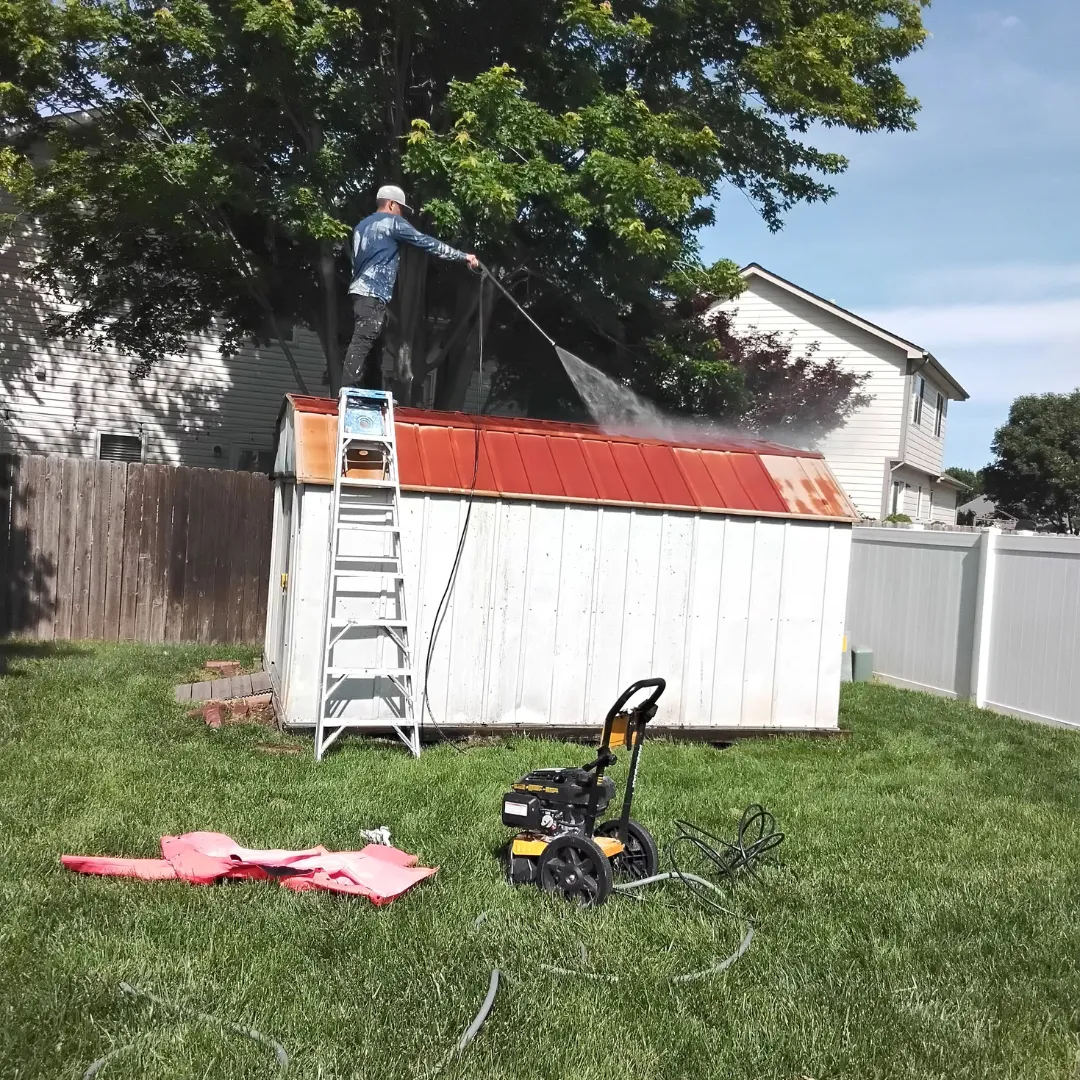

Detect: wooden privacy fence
0,454,273,643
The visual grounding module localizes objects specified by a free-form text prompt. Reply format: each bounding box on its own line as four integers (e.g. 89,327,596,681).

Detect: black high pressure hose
418,268,487,751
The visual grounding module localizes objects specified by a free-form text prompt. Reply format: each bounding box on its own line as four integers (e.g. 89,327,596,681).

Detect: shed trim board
267,399,854,738
392,486,854,523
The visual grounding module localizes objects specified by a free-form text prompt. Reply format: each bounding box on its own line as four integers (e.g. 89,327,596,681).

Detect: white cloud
895,262,1080,304
972,11,1025,35
866,297,1080,348
865,298,1079,417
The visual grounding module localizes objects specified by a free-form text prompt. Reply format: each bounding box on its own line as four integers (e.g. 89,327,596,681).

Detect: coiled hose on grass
440,806,784,1075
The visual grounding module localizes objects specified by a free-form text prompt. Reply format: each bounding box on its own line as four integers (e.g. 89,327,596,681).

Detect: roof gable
739,264,969,401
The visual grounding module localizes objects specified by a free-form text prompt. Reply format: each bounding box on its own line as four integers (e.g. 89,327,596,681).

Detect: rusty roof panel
697,452,750,508
282,396,857,521
728,454,787,514
670,449,722,507
609,442,663,505
639,444,695,507
579,439,632,503
762,455,859,520
515,433,565,498
295,410,335,484
798,457,856,518
548,436,599,501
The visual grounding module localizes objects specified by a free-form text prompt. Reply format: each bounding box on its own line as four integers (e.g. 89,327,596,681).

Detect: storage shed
266,395,858,739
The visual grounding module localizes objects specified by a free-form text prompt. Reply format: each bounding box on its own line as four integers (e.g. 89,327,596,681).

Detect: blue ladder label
343,389,390,436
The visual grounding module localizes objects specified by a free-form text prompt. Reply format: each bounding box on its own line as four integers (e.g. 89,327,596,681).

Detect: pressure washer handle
608,678,666,723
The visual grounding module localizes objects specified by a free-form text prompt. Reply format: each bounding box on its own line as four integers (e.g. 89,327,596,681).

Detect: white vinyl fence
846,527,1080,729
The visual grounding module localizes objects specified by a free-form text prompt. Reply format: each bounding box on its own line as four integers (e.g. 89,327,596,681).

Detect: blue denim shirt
349,212,466,303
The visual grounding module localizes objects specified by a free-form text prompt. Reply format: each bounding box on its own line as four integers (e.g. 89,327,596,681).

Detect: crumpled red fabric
61,831,436,904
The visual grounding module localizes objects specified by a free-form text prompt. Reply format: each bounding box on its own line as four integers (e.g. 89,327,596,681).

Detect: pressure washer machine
500,678,666,906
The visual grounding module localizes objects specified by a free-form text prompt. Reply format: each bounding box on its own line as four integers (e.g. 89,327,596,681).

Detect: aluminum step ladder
314,387,419,760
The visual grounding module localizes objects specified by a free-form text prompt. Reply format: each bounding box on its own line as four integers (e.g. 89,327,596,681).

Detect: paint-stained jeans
342,295,387,387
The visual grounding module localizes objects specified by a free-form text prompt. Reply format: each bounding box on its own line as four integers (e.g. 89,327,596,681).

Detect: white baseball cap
376,184,412,211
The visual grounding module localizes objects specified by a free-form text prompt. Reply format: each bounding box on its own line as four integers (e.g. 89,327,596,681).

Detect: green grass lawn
2,641,1079,1080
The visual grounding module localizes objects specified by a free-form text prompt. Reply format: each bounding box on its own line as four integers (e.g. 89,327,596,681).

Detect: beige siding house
1,192,328,469
715,265,969,523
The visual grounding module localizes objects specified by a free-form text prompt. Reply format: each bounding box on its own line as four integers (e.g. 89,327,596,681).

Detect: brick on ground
205,660,242,677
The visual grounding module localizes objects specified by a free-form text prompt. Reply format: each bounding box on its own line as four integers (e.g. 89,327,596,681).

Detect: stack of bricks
175,661,273,728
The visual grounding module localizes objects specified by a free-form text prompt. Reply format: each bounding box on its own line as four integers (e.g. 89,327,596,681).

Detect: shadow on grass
0,639,90,677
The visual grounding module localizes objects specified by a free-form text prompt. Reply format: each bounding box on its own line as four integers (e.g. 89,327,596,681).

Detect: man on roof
344,184,478,387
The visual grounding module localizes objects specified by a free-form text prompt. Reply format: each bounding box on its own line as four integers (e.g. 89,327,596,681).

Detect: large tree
983,391,1080,534
943,466,984,498
1,0,929,414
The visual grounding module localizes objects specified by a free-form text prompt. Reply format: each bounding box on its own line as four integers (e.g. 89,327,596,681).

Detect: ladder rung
330,619,408,629
332,570,406,579
334,559,401,569
337,523,400,532
339,478,397,489
326,667,414,678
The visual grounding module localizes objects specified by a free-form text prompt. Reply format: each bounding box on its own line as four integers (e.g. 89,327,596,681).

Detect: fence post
969,527,998,708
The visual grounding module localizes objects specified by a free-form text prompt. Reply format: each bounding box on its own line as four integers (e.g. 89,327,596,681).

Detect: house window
98,432,143,463
934,393,946,437
912,375,925,426
237,448,274,473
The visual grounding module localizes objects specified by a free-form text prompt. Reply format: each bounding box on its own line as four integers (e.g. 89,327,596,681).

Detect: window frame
934,392,946,437
912,374,925,426
97,430,144,463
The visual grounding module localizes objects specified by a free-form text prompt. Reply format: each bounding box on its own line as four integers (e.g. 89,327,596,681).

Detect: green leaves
403,66,717,264
5,0,928,421
984,391,1080,533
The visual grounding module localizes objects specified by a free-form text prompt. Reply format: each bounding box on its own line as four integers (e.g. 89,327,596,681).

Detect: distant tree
709,311,873,444
943,466,984,498
982,391,1080,534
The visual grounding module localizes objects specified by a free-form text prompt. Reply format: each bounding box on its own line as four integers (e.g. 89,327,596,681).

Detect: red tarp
62,831,437,905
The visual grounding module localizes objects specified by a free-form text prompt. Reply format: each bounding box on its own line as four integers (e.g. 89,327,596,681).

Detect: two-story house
715,265,969,523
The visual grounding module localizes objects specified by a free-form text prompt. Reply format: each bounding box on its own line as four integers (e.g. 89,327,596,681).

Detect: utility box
851,646,874,683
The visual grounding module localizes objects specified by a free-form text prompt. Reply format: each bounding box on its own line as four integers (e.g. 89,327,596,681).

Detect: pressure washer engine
500,678,665,906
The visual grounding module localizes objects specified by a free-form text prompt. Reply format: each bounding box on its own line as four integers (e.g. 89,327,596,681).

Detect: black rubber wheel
595,819,659,881
501,841,538,886
538,834,613,907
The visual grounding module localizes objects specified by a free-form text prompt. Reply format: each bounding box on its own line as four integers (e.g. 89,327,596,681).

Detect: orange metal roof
279,395,859,522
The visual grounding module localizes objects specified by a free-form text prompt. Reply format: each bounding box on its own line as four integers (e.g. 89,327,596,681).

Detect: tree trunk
384,245,427,404
316,244,344,396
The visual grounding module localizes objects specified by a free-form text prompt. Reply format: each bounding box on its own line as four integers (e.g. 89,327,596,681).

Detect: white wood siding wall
931,486,959,526
1,193,329,468
717,277,906,520
894,464,958,524
904,369,948,476
268,489,852,732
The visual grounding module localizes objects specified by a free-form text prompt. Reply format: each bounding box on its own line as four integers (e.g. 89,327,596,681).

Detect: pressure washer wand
476,263,558,350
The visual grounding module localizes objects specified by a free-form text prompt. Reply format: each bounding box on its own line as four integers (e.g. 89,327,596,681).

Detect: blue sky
700,0,1080,470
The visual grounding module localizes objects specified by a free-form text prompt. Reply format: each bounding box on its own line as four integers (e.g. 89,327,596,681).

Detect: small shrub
884,513,912,524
